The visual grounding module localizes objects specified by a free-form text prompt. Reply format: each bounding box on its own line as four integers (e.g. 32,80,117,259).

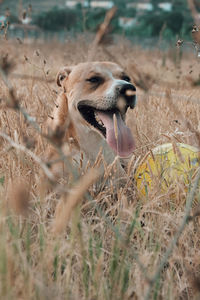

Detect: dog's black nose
117,83,136,109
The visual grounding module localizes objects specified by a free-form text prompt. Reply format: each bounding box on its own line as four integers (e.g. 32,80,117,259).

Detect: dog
47,61,136,184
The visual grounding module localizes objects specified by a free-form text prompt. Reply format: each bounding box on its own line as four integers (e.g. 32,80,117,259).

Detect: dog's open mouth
78,103,135,158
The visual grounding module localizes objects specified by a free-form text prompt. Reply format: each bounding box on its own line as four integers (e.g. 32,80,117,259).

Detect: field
0,32,200,300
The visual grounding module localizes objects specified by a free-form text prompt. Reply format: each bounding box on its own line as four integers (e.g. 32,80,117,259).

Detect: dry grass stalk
130,63,155,92
125,89,136,97
127,154,139,177
52,168,99,234
88,6,117,61
187,0,200,26
10,72,54,82
172,139,184,163
144,166,200,299
117,97,126,112
7,178,30,216
93,148,103,166
113,113,118,140
0,132,55,181
191,24,200,44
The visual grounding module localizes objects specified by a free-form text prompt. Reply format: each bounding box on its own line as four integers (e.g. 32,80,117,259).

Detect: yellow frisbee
134,143,200,197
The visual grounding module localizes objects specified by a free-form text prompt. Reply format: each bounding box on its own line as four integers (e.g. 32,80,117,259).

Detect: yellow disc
134,143,200,197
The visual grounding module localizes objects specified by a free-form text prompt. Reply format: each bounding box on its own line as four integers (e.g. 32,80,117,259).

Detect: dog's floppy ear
56,66,73,87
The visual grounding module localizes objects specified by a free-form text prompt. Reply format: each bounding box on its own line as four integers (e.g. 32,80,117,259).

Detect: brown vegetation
0,24,200,299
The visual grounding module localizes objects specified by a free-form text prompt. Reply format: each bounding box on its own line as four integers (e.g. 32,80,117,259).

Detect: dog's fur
47,61,136,183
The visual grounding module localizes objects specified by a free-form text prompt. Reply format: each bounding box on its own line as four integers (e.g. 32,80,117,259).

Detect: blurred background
0,0,199,48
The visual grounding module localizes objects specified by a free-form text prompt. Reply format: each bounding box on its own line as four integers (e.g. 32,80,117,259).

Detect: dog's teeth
96,116,100,122
94,112,98,119
99,120,104,126
97,119,103,126
95,113,104,126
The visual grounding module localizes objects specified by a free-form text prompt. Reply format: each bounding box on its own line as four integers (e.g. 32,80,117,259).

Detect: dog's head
56,62,136,158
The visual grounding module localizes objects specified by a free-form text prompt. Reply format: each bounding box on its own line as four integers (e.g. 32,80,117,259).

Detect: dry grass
0,33,200,300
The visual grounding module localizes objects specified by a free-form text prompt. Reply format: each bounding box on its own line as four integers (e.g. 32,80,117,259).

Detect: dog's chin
77,101,135,158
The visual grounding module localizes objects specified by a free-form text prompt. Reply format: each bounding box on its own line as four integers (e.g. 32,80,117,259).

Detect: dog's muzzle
117,83,136,109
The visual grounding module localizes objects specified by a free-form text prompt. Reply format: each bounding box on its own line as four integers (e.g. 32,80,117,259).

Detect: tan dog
48,61,136,183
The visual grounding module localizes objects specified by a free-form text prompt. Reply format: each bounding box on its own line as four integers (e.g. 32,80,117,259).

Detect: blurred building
66,0,114,8
66,1,172,11
66,0,89,7
158,2,172,11
119,17,136,29
90,1,114,8
127,2,172,12
0,15,6,24
127,2,153,11
21,17,32,25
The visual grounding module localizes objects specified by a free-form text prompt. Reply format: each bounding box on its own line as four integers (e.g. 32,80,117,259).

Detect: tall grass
0,26,200,299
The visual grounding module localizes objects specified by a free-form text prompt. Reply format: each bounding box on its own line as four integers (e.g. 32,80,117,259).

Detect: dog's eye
59,74,65,82
122,75,131,82
86,76,103,84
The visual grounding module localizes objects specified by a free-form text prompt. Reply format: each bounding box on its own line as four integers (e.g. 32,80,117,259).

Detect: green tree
135,0,192,38
85,8,107,31
34,7,77,31
151,0,160,10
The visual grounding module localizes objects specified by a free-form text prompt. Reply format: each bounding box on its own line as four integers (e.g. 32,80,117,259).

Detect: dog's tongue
97,111,135,158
